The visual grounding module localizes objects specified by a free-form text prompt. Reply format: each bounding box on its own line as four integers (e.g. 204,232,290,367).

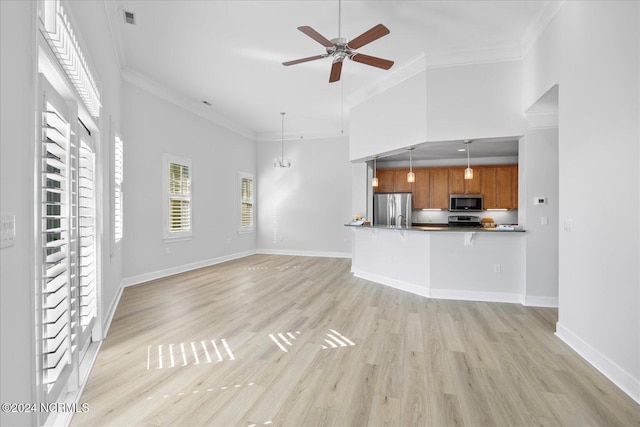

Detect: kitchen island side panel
429,232,525,303
351,227,430,297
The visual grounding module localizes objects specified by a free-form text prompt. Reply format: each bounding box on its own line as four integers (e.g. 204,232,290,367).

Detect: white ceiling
105,0,557,158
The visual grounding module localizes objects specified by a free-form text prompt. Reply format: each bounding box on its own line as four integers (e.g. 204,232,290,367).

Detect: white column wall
524,1,640,401
0,2,37,426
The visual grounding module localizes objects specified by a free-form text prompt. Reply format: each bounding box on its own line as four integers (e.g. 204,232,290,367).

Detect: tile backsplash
412,209,518,225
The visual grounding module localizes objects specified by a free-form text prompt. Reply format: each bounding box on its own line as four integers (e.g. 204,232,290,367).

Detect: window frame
238,171,255,234
163,153,193,241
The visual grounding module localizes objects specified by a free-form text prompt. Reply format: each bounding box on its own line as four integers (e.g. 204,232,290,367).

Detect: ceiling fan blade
350,53,394,70
298,26,334,48
347,24,390,50
329,60,343,83
283,54,328,66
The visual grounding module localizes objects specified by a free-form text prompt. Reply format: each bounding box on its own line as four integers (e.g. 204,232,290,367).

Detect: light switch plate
1,213,16,248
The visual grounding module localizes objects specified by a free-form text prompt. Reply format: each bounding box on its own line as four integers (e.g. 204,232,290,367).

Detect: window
36,76,98,417
163,154,192,240
239,172,254,232
113,135,123,244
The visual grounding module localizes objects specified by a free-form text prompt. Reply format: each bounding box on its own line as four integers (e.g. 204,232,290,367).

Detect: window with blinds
37,76,100,418
78,138,96,331
114,135,123,243
239,172,254,232
40,88,73,394
163,154,192,239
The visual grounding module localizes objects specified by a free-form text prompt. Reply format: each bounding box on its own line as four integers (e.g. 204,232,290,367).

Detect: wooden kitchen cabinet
412,169,431,209
393,169,412,192
374,168,412,192
449,167,482,194
482,165,518,209
374,169,395,192
412,168,449,209
430,168,450,209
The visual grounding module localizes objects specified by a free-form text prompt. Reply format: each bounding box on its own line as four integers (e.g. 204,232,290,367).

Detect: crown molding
103,0,126,71
521,0,565,57
122,68,256,140
425,44,522,69
347,53,427,108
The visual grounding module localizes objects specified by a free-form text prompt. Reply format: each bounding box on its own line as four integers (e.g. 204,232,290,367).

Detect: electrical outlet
493,264,501,273
541,216,548,226
534,197,547,205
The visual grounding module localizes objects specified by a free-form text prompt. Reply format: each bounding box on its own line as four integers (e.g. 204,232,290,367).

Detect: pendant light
274,112,291,168
407,147,415,183
464,140,473,180
372,156,379,187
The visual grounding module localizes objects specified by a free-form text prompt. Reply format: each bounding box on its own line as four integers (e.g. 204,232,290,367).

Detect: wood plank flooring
72,254,640,426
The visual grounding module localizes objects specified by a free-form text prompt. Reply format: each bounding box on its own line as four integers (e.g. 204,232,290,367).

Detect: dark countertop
345,223,525,232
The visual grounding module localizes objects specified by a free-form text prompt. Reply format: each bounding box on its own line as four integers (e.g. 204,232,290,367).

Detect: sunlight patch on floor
147,339,235,370
321,329,356,350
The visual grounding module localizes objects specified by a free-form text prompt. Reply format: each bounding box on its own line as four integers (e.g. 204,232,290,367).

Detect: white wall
350,61,527,162
257,136,352,257
0,2,37,426
519,127,559,306
426,60,527,143
121,81,257,284
350,72,426,161
524,0,640,401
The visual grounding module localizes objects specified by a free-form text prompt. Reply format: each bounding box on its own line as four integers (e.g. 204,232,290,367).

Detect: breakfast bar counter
346,224,526,304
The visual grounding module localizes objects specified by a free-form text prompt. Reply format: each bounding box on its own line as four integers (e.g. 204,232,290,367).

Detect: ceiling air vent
123,10,136,25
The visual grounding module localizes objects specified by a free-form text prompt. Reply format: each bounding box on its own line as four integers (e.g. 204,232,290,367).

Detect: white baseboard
102,285,124,337
352,268,430,298
556,322,640,404
257,249,352,259
430,288,524,304
353,268,560,308
524,295,558,307
121,250,257,287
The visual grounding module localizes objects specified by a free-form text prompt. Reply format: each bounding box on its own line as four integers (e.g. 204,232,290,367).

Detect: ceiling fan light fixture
282,0,393,83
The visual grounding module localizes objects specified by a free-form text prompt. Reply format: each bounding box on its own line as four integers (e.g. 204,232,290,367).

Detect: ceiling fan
282,3,394,83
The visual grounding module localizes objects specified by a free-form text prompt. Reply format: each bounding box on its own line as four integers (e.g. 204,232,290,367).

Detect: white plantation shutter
37,77,100,419
78,137,96,331
163,155,192,239
114,136,123,243
40,83,73,391
239,173,254,231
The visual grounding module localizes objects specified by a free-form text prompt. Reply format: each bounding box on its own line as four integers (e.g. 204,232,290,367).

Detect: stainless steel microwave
449,194,483,212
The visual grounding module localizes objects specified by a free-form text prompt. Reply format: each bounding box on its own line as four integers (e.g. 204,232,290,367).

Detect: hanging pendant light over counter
274,112,291,168
464,140,473,180
372,156,379,187
407,147,415,183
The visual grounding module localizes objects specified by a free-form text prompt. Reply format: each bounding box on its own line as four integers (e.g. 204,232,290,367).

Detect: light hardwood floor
72,255,640,426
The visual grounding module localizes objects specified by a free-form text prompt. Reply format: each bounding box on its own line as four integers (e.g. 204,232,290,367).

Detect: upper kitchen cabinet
408,168,449,210
374,169,412,192
482,165,518,209
429,168,450,209
449,167,482,194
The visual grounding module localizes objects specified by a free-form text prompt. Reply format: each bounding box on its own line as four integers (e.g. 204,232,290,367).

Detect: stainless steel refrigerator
373,192,412,227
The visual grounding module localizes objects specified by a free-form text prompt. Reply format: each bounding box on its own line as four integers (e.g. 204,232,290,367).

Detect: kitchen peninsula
347,224,526,305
